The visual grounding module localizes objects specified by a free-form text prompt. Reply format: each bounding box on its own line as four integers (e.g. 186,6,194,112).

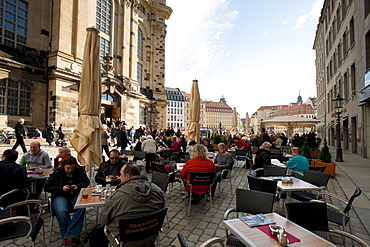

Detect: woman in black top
44,156,89,245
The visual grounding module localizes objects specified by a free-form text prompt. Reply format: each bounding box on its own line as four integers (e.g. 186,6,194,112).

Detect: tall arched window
96,0,111,35
96,0,111,63
137,28,143,60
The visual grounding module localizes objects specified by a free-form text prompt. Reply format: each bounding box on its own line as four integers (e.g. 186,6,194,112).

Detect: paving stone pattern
2,144,370,246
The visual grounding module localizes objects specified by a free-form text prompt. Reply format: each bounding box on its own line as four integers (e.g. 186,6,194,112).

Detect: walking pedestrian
12,118,27,153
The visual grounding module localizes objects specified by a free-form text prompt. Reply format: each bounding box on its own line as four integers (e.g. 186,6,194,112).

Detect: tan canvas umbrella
185,80,200,143
262,116,320,139
71,27,102,173
231,107,239,135
245,112,250,133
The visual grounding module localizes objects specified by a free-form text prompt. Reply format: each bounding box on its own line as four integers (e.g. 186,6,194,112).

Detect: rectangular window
343,72,349,100
0,79,30,115
350,63,356,91
137,63,143,85
349,17,355,47
342,31,347,57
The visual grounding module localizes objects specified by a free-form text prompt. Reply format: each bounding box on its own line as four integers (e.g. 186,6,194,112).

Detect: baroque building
0,0,172,137
314,0,370,157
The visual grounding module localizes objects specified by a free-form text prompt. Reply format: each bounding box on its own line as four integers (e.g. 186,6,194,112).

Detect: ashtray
269,225,285,236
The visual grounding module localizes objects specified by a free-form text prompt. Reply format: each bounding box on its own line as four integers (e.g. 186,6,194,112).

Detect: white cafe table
27,168,53,193
276,177,320,202
223,213,334,246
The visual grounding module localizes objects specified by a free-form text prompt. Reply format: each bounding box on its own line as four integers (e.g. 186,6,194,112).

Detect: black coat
44,166,89,199
14,122,25,138
95,160,126,186
0,160,28,195
117,129,130,148
254,149,271,169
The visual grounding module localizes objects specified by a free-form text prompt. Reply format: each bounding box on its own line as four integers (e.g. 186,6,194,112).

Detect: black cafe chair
117,207,168,247
177,233,225,247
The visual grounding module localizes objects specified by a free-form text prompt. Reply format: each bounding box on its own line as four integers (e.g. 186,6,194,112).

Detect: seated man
286,147,310,179
90,162,165,247
21,141,52,194
95,149,126,186
212,143,234,197
21,141,52,168
0,149,35,206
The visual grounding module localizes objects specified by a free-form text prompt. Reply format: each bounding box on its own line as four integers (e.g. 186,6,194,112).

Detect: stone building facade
314,0,370,157
0,0,172,137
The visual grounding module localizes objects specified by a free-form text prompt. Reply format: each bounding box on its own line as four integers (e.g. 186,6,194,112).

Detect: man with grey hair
141,135,157,173
12,118,27,153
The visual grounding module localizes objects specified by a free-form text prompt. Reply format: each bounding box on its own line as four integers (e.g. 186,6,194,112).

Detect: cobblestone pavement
1,143,370,246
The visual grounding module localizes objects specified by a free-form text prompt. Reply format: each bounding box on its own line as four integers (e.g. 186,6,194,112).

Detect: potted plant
252,135,260,154
301,138,311,160
211,132,229,149
314,139,336,177
307,133,321,159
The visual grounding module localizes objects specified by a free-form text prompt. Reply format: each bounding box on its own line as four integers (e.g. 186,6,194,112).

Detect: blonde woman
54,147,71,168
180,144,216,203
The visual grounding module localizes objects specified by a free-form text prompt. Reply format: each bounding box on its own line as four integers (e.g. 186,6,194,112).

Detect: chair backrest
343,187,361,214
118,207,168,243
133,151,147,160
177,233,189,247
308,166,326,172
286,202,329,232
121,150,134,156
235,188,275,214
189,171,215,186
247,175,277,195
159,150,173,159
303,169,330,187
151,171,170,193
263,165,287,176
235,149,247,156
228,150,236,158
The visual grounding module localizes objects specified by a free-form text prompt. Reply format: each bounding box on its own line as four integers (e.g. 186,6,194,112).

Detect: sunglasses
109,157,119,160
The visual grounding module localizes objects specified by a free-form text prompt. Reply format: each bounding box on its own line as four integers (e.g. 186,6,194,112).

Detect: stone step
7,138,47,145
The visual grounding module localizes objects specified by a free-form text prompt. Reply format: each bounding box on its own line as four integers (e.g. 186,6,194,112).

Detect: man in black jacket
95,150,126,186
12,118,27,153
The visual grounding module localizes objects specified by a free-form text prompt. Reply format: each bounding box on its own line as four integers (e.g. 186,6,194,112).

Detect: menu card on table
239,214,276,227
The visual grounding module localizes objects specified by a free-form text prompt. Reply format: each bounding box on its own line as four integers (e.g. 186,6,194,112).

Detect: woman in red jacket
180,144,216,203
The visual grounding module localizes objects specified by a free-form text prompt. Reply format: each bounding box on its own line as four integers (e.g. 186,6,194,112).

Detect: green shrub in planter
318,139,332,163
301,138,311,159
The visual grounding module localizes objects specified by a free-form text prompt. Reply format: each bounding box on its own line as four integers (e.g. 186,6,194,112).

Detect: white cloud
292,0,324,30
283,20,289,24
165,0,238,87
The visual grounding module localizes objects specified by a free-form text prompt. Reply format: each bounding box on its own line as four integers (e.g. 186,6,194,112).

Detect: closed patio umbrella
185,80,200,143
231,107,238,135
245,112,250,133
70,27,102,175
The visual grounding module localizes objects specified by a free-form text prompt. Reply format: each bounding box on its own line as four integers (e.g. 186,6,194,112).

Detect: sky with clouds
165,0,325,118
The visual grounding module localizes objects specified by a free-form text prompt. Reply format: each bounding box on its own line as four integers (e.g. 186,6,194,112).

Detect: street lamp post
333,94,344,162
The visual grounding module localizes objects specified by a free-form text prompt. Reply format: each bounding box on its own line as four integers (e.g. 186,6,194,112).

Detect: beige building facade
314,0,370,157
0,0,172,137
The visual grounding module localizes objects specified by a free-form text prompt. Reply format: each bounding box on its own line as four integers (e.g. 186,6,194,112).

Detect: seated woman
212,143,234,197
33,128,43,139
155,136,168,151
180,144,216,203
286,147,310,179
44,156,89,245
202,138,215,152
53,147,72,168
254,141,272,171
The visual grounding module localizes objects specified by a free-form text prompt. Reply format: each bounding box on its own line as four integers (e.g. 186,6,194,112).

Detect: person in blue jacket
286,147,310,179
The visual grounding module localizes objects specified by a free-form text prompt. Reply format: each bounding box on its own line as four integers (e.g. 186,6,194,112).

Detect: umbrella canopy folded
231,107,238,135
70,27,102,171
262,116,320,139
185,80,200,143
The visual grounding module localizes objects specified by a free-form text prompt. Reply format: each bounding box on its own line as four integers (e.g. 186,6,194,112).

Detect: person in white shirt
141,135,158,173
